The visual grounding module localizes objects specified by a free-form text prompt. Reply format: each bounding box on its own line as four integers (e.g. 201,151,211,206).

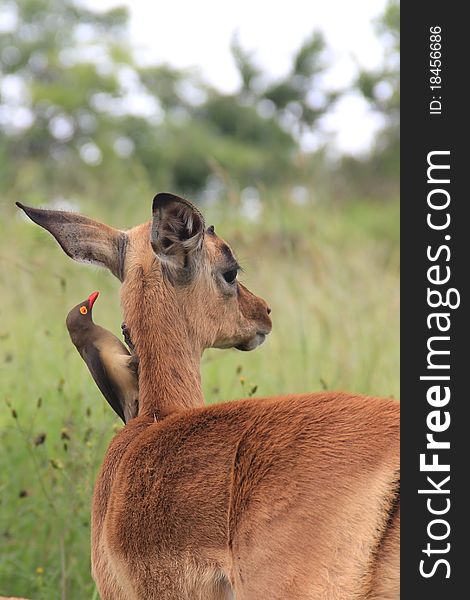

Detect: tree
231,32,338,140
355,0,399,175
0,0,345,198
0,0,140,196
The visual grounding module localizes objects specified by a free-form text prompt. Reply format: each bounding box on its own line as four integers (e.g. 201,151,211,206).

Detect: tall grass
0,194,399,598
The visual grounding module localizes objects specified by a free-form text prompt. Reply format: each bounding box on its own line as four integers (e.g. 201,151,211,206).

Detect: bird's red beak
87,291,99,310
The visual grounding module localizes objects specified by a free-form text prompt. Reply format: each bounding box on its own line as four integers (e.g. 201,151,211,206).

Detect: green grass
0,194,399,599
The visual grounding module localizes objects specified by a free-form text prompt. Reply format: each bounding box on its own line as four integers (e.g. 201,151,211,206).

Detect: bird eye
222,269,238,284
80,306,88,315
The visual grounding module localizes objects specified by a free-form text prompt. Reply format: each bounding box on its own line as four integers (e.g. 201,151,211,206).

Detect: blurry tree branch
0,0,399,201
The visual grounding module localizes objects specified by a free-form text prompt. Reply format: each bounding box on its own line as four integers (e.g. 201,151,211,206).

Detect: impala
18,194,399,599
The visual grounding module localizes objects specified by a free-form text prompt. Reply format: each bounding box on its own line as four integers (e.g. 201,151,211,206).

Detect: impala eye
222,269,238,284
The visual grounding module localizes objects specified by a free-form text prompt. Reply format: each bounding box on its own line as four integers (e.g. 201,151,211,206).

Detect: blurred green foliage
1,0,399,200
341,0,400,194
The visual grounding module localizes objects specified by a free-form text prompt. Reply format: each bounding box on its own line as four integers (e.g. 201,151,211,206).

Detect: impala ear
150,193,205,273
16,202,128,281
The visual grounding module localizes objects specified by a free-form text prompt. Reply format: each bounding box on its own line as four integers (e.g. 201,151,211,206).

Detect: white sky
90,0,390,154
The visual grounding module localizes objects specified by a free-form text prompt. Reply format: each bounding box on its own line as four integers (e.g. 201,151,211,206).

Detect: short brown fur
18,195,399,599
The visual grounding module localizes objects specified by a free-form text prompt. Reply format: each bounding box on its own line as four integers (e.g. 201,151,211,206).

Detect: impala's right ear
150,193,205,274
16,203,128,281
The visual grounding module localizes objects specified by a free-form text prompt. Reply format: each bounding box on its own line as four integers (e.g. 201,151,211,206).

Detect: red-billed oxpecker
66,291,138,422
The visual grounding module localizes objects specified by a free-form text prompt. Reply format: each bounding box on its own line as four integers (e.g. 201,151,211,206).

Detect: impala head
16,193,272,354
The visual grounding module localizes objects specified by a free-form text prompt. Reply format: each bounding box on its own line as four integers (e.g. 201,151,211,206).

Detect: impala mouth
235,332,267,352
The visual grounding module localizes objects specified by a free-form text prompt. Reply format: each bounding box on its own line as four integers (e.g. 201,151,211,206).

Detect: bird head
66,291,100,336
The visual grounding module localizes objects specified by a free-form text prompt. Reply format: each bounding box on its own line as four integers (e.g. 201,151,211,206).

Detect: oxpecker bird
66,291,139,422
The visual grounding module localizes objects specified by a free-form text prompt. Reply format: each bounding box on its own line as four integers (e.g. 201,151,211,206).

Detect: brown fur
18,194,399,599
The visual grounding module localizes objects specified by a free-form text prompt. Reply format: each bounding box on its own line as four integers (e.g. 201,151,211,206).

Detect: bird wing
81,344,127,423
99,350,139,423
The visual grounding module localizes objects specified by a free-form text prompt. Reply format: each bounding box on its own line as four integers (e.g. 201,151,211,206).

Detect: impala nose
267,307,272,315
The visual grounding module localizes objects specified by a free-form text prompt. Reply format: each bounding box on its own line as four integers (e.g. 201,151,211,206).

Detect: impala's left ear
150,193,205,274
16,202,128,281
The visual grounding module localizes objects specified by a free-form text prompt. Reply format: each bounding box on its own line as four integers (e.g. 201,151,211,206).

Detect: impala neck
121,259,204,418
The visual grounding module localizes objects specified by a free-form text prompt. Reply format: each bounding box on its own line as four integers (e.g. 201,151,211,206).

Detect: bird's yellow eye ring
80,306,88,315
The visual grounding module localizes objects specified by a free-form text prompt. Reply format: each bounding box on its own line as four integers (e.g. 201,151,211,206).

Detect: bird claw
121,322,135,352
128,353,140,376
